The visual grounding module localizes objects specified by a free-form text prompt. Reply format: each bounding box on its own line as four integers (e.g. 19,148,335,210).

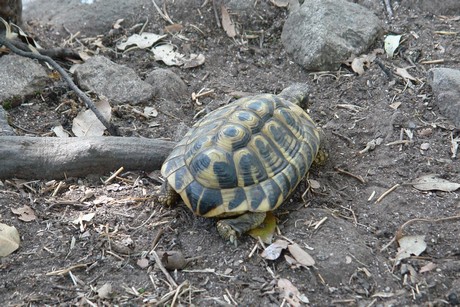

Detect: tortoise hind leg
158,181,180,206
217,212,266,246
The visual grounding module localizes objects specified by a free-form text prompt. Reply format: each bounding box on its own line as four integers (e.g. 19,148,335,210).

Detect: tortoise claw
217,220,238,246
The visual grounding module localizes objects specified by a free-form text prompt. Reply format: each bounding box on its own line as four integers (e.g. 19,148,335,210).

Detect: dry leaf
395,67,417,81
221,4,236,38
308,179,321,189
72,212,96,224
164,23,183,33
151,44,185,66
261,239,289,260
284,254,302,269
52,125,70,138
395,235,427,263
420,143,430,150
288,243,315,267
248,212,277,244
72,97,112,137
389,101,401,110
137,258,150,269
11,205,36,222
117,33,166,50
278,278,301,307
419,262,437,273
97,283,112,299
384,34,401,57
182,53,206,69
0,223,20,257
144,107,158,118
412,174,460,192
351,57,365,75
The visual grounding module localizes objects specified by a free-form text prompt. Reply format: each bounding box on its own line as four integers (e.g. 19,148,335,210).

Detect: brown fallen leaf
419,262,437,273
221,4,236,38
278,278,301,307
288,243,315,267
11,205,36,222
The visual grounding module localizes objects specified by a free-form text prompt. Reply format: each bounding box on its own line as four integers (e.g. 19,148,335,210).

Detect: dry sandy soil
1,0,460,306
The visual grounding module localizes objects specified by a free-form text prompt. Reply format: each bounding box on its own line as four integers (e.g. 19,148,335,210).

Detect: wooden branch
0,136,176,179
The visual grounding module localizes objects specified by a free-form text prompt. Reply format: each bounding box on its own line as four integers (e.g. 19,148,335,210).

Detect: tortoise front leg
216,212,266,246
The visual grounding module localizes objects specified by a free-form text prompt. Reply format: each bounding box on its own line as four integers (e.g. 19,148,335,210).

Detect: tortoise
160,83,325,244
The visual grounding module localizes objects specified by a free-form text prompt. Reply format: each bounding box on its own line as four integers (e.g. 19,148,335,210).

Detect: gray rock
0,107,15,136
428,68,460,128
281,0,383,71
0,54,48,103
145,69,188,103
74,56,154,105
24,0,151,36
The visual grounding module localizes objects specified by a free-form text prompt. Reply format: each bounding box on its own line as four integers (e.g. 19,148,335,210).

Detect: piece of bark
0,136,176,179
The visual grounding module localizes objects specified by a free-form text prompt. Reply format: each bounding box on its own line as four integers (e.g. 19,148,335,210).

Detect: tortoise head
278,83,309,108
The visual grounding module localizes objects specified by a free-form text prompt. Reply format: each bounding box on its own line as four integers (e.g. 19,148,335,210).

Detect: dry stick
335,167,365,184
375,184,400,203
212,0,221,28
383,0,393,19
151,0,174,24
374,58,394,81
151,251,178,288
0,35,119,136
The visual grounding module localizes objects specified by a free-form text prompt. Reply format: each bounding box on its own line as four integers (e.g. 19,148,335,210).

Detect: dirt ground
1,0,460,306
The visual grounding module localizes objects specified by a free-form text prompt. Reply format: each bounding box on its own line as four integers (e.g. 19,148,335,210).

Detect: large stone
427,68,460,128
74,56,154,105
0,54,49,103
281,0,383,71
145,68,188,103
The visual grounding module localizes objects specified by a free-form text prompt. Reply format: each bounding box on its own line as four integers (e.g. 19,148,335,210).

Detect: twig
212,0,221,28
104,166,124,184
375,184,400,203
171,281,189,307
420,59,444,65
151,0,174,24
0,35,119,136
152,251,178,288
383,0,393,19
374,58,394,81
335,167,365,184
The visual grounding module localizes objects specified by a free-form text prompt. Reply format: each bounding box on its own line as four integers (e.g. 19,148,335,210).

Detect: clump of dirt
1,1,459,305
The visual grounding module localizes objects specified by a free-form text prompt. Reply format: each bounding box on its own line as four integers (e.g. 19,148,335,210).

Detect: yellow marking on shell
242,95,274,118
261,120,299,163
214,124,250,152
233,147,267,187
246,133,286,178
166,166,195,194
191,148,231,189
228,110,262,133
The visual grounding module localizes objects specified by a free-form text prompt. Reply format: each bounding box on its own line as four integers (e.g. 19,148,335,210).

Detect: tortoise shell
161,89,322,217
